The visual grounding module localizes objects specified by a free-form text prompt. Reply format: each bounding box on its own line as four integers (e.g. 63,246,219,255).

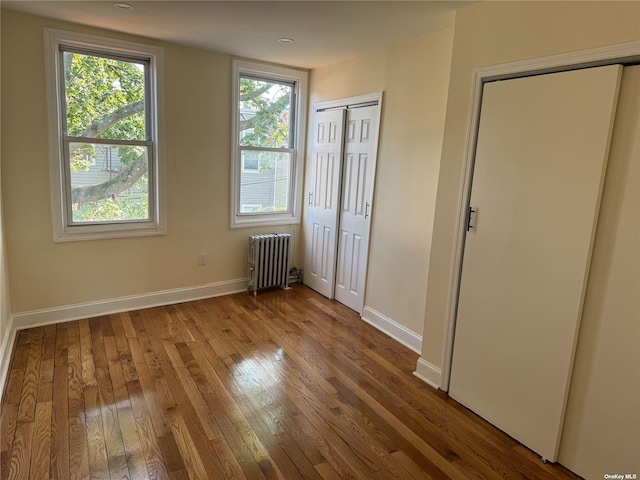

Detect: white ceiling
1,1,472,69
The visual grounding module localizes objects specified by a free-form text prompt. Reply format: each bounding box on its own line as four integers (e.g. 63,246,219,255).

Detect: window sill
54,222,166,242
230,213,299,229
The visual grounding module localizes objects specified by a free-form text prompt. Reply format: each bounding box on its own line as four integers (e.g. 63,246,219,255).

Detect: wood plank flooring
0,285,582,479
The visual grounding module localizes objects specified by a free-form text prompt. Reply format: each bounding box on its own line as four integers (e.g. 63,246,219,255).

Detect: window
231,60,307,228
45,29,165,241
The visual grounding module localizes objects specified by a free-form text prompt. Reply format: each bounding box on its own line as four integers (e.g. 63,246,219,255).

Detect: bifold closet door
304,109,345,298
334,105,379,314
449,65,622,462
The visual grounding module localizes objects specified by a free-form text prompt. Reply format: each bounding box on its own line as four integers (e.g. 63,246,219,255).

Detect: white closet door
334,106,379,314
449,65,622,462
304,109,345,298
558,65,640,478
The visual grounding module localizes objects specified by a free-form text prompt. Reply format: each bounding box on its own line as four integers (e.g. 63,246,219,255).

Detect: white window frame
44,28,166,242
230,60,307,229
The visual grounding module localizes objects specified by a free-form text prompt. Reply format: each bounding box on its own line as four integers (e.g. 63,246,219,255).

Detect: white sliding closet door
449,65,622,462
558,65,640,478
304,109,345,298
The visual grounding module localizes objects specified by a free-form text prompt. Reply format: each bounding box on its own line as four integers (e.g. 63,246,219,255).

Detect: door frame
305,91,383,307
439,41,640,392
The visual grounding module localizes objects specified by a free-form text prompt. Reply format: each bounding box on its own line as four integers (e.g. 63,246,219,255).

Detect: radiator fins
248,234,291,296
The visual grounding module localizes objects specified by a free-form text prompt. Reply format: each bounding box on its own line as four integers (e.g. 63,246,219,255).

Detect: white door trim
439,41,640,392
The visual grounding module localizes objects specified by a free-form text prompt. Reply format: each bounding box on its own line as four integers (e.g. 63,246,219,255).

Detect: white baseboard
12,278,248,331
361,306,422,354
413,357,442,389
0,314,16,401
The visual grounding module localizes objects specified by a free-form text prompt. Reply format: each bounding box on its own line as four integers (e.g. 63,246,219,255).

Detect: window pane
63,51,146,140
239,77,292,148
69,142,150,223
239,150,291,213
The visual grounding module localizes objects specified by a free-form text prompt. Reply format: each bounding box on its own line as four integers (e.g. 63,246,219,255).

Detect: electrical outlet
198,252,207,266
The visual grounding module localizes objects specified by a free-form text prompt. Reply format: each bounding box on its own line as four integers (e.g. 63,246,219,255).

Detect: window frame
45,28,166,242
230,60,308,229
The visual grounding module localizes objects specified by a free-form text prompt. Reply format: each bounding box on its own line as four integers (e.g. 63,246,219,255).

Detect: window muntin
231,60,307,228
45,29,164,241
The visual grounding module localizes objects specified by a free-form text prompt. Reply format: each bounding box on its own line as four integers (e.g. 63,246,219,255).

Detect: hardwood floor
0,285,581,479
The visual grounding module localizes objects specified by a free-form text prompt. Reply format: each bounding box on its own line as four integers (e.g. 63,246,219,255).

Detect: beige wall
1,10,303,314
422,1,640,477
310,27,454,337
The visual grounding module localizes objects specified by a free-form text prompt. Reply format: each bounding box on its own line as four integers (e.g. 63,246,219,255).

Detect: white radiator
248,233,291,296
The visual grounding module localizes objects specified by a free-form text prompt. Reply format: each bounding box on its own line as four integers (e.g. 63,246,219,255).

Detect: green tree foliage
64,52,145,141
75,183,149,221
239,78,291,171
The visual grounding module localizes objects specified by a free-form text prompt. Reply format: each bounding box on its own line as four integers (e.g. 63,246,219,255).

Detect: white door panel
304,109,345,298
335,106,379,313
449,65,622,462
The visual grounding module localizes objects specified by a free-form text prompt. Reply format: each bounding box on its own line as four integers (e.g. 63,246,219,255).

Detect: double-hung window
45,29,165,241
231,60,307,228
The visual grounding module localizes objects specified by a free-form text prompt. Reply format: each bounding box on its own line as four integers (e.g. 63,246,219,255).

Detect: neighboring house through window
242,157,259,173
45,29,165,241
230,60,308,228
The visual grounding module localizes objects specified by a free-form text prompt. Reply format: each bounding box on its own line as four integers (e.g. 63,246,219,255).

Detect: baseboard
361,306,422,354
12,278,248,331
413,357,442,389
0,315,16,402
